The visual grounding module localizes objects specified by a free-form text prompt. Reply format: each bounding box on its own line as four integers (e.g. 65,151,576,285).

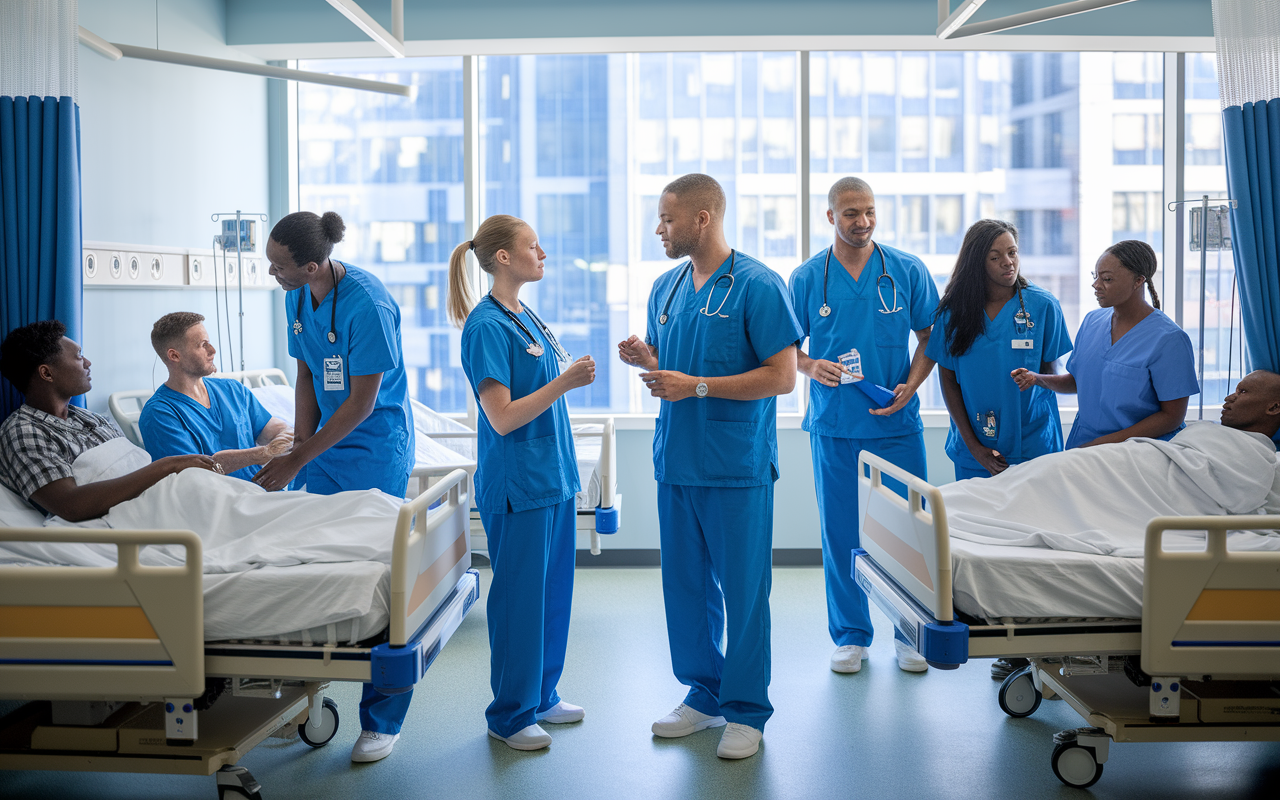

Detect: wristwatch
695,380,709,398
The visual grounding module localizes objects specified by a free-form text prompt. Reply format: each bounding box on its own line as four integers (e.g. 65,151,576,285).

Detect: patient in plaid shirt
0,320,215,520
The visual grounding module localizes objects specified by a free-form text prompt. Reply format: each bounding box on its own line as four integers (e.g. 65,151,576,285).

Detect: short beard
182,360,216,378
664,230,700,260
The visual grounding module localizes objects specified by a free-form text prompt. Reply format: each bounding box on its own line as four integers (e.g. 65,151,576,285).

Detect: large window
295,49,1246,417
298,57,468,412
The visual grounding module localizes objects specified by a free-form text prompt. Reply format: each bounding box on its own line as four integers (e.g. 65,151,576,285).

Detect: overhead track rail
76,26,410,96
937,0,1139,39
325,0,405,57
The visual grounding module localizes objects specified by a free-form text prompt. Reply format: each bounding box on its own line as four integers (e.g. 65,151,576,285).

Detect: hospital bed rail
852,451,1280,788
0,468,479,798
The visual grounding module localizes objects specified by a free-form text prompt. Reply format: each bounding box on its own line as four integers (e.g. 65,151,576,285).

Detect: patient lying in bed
944,370,1280,558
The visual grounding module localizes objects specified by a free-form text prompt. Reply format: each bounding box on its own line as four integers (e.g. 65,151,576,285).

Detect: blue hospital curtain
1216,0,1280,377
0,1,82,423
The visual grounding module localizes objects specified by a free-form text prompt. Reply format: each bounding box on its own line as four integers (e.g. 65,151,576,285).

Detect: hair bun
320,211,346,244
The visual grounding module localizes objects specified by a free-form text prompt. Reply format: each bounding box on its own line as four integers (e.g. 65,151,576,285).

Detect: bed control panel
164,698,197,741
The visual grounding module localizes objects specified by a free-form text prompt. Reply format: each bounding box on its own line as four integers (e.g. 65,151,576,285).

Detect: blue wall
227,0,1213,46
78,0,279,414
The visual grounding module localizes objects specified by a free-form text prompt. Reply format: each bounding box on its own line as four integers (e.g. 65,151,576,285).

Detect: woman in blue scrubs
1012,240,1197,447
257,210,416,764
927,220,1072,480
449,214,595,752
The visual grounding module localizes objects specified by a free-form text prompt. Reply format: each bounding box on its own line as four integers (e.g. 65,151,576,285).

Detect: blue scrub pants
305,464,415,735
657,483,773,732
810,433,927,648
479,497,576,738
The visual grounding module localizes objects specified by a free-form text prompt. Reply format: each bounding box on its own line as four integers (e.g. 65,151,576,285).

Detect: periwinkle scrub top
139,378,273,482
461,298,579,514
1065,307,1199,449
645,251,803,487
787,243,940,439
285,262,415,493
925,283,1072,471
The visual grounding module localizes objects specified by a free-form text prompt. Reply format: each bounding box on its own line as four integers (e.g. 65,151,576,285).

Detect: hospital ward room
5,1,1280,798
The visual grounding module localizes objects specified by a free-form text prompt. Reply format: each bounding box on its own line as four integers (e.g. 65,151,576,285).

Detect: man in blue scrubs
140,312,292,480
256,210,416,764
788,177,940,675
618,174,801,760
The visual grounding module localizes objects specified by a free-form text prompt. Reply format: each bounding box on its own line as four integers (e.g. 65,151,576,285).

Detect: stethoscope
818,243,901,317
487,294,571,363
658,250,736,325
1012,286,1035,333
292,258,341,344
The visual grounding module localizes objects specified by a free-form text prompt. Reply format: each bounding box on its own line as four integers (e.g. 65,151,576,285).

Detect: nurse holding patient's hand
927,220,1072,481
261,210,417,765
1011,239,1197,448
451,215,593,753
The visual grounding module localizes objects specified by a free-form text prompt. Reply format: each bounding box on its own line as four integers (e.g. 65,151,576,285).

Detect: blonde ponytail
448,215,531,328
447,241,477,328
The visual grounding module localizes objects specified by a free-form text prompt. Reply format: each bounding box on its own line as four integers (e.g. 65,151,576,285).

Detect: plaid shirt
0,404,123,500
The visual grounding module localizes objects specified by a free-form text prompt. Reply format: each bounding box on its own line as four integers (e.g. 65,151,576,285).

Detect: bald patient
1220,369,1280,438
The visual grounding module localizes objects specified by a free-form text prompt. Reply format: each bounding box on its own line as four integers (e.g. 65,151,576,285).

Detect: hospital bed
852,452,1280,789
108,368,622,556
0,467,479,799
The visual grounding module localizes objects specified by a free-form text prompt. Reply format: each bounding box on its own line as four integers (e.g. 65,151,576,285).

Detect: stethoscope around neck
292,258,341,344
487,294,571,362
658,250,736,325
819,242,901,317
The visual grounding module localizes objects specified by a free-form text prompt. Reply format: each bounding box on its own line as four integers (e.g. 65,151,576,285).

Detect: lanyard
293,259,340,344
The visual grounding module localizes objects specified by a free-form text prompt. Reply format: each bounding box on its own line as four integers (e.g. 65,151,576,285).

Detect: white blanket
942,423,1280,558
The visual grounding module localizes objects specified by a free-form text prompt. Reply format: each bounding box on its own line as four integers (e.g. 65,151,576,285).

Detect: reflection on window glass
298,57,467,412
475,52,801,413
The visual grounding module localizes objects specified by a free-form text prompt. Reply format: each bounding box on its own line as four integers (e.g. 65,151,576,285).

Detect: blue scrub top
285,262,415,493
926,283,1072,469
788,243,939,439
461,298,579,514
645,251,803,487
1065,307,1199,449
139,378,273,482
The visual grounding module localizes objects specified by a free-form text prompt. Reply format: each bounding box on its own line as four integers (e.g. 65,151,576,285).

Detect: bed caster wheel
1052,741,1104,788
216,765,263,799
998,666,1042,718
298,697,340,748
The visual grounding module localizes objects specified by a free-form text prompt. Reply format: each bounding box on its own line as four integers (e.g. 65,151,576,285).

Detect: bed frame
853,451,1280,789
0,468,479,799
108,368,622,557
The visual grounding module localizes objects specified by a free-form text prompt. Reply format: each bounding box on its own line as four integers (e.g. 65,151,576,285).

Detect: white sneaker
895,640,929,672
350,730,399,763
536,700,585,724
830,644,867,673
716,723,763,759
650,703,727,738
488,723,552,751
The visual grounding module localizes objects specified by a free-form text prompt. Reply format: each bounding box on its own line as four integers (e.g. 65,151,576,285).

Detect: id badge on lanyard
323,356,346,391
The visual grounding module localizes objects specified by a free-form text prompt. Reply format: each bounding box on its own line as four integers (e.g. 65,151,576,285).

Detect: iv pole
1167,195,1236,421
211,211,269,373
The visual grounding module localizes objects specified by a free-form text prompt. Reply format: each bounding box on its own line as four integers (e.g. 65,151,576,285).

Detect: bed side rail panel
390,469,472,646
0,528,204,701
857,452,953,622
1143,515,1280,676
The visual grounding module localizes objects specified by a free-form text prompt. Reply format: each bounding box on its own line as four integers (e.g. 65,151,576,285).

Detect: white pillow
0,482,44,527
71,437,153,485
251,384,296,426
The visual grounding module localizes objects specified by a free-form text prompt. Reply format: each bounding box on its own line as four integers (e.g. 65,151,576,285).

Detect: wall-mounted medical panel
84,242,275,290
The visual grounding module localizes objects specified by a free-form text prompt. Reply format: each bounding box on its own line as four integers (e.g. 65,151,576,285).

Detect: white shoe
350,730,399,763
716,723,763,759
488,723,552,751
651,703,727,738
536,701,585,724
895,640,929,672
830,644,867,673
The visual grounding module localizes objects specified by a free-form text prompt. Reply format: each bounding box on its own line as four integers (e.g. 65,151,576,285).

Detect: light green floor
2,566,1278,799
